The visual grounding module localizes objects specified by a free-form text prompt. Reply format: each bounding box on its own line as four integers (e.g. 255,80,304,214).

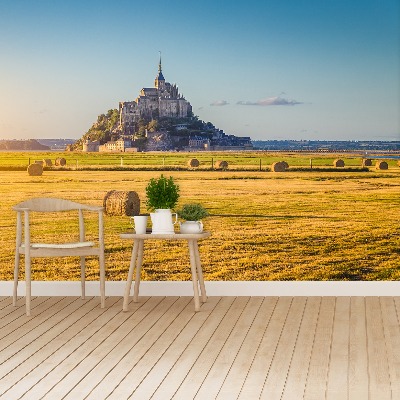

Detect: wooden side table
120,232,211,312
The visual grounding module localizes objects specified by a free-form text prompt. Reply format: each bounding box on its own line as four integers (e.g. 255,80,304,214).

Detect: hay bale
43,159,52,167
55,157,66,166
103,190,140,216
27,163,43,176
362,158,372,167
280,161,289,170
376,160,388,170
187,158,200,168
333,159,345,168
214,160,228,170
271,161,286,172
34,160,45,166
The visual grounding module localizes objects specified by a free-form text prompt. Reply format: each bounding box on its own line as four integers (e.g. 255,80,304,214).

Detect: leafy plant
145,174,180,211
177,203,209,221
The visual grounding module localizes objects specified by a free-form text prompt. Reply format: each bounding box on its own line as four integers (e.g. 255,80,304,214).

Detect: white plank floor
0,295,399,399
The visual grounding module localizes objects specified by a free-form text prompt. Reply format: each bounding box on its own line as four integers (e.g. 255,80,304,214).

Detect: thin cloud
210,100,229,106
237,96,302,106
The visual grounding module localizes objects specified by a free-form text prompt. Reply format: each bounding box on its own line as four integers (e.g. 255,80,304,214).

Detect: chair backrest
13,197,100,212
13,197,104,247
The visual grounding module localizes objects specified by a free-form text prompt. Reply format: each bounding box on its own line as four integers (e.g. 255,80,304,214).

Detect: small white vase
179,221,203,234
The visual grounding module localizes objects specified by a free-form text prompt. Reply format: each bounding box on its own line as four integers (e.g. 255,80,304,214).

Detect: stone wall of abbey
119,58,192,135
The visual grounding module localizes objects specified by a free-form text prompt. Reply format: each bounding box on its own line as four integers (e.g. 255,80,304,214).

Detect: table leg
133,239,144,302
193,240,207,303
188,239,200,311
123,239,139,311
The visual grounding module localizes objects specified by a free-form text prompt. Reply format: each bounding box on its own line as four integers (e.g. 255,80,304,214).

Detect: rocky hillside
71,108,223,151
69,109,120,151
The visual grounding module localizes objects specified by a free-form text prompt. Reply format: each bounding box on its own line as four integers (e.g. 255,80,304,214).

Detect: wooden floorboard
326,297,350,399
348,297,369,399
366,297,392,400
216,296,278,399
281,297,321,399
381,297,400,398
196,297,264,399
0,296,399,400
152,296,236,400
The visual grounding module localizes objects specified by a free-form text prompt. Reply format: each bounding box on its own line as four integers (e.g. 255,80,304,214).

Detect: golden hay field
1,166,400,282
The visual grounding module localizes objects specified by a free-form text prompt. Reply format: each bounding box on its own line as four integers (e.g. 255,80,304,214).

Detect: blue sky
0,0,399,141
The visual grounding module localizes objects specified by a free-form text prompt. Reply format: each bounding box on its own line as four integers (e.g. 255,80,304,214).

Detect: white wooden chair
13,197,106,316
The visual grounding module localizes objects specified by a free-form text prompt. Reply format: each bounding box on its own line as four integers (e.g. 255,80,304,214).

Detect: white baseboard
1,281,399,297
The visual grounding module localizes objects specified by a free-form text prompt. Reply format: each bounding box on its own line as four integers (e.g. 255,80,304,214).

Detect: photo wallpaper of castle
0,0,399,284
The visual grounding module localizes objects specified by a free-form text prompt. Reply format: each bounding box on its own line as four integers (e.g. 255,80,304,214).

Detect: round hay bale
280,161,289,170
34,160,45,166
271,161,286,172
55,157,66,166
27,163,43,176
43,159,52,167
214,160,228,170
333,159,345,168
376,160,388,170
187,158,200,168
103,190,140,216
362,158,372,167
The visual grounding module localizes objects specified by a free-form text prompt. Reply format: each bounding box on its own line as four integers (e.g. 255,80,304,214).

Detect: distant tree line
0,139,50,151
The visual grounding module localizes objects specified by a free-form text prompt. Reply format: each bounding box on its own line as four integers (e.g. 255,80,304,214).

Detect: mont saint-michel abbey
119,57,192,135
81,57,252,152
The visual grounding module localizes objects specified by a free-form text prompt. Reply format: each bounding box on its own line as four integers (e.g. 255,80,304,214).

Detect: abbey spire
155,52,165,89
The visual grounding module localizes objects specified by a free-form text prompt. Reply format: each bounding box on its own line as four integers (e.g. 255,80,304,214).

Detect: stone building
82,139,100,152
188,136,210,150
119,56,192,135
99,138,132,152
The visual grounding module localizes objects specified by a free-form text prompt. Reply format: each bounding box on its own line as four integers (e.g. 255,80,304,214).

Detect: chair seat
24,241,95,249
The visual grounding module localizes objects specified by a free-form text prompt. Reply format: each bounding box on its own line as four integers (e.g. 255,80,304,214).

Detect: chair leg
25,257,31,317
13,252,20,306
80,256,85,300
14,211,22,307
99,252,106,309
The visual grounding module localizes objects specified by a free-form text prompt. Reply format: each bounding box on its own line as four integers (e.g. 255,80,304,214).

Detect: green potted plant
177,203,209,233
145,175,180,234
145,174,180,211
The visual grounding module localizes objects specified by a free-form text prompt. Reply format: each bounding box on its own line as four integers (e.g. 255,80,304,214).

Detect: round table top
120,231,211,240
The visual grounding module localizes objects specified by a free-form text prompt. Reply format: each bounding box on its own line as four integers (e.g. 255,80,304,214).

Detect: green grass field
1,151,399,282
1,150,398,170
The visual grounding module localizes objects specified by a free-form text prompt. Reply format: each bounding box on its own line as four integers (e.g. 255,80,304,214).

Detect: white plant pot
179,221,203,234
150,209,178,234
